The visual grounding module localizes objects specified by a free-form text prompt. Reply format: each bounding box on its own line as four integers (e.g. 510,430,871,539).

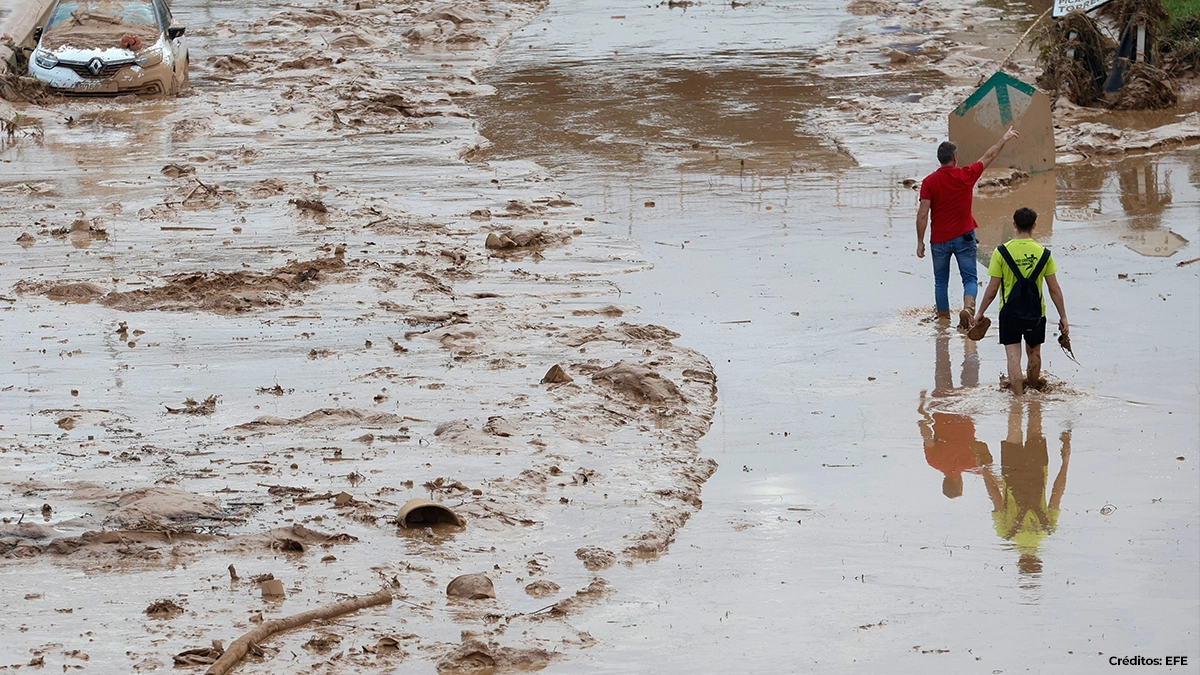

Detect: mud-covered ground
1,0,1198,672
0,1,722,672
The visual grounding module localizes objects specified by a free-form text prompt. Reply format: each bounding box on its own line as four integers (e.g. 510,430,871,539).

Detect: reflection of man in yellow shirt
980,398,1071,575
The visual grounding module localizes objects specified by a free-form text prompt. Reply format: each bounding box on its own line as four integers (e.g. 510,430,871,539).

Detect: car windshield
46,0,159,29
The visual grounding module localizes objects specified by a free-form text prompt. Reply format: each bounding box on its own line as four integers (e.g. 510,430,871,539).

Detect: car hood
39,23,161,56
43,45,138,61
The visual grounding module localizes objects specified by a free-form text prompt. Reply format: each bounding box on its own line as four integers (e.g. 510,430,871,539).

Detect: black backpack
997,244,1050,323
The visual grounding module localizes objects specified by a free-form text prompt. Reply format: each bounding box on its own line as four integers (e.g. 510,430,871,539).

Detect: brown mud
456,0,1198,672
0,0,720,672
1,0,1198,672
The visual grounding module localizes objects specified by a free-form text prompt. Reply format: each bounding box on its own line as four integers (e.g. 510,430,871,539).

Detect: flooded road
466,0,1200,672
1,0,1198,671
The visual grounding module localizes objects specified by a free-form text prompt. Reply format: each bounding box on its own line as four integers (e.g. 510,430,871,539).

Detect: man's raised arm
978,126,1020,169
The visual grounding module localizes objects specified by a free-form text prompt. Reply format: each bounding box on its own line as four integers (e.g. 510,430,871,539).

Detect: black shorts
999,316,1046,346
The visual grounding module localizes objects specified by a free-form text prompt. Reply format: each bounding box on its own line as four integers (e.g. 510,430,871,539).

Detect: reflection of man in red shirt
919,401,989,498
916,127,1021,325
918,328,987,498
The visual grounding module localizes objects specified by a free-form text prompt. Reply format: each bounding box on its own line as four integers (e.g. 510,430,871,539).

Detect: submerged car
28,0,188,96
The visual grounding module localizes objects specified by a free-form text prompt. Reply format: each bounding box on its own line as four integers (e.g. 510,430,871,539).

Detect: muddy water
1,0,730,672
465,1,1200,672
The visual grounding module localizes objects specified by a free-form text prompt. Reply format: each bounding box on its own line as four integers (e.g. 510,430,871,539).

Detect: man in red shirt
916,126,1021,327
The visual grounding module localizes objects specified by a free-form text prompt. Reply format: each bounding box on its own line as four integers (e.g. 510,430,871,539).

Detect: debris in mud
202,590,392,674
591,361,683,405
485,227,571,252
977,168,1030,191
541,364,574,384
95,256,347,314
575,546,616,571
261,579,286,598
1037,11,1113,106
0,73,57,104
173,641,224,666
1113,63,1178,110
303,632,342,652
161,164,195,179
256,384,294,396
32,282,107,303
290,198,329,213
1058,333,1080,364
540,579,614,618
399,498,465,528
371,636,403,654
165,395,219,415
436,639,551,675
16,232,36,246
483,416,519,437
207,53,253,74
236,408,405,430
447,573,496,599
524,580,560,598
110,487,224,526
145,598,183,616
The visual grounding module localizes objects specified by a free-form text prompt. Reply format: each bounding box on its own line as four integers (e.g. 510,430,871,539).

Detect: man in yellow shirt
972,208,1069,395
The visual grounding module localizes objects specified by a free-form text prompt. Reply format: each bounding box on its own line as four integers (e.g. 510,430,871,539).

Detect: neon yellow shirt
987,238,1057,315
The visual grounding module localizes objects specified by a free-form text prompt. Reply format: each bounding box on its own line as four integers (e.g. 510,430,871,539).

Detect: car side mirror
167,25,185,39
33,26,43,42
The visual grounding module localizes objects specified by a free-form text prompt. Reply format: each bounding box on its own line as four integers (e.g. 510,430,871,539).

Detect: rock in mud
446,573,496,599
591,361,683,405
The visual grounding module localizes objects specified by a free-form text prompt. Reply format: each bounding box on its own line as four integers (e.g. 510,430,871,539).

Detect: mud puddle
465,0,1200,672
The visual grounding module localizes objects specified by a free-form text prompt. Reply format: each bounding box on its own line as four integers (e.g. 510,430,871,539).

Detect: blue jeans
931,232,979,313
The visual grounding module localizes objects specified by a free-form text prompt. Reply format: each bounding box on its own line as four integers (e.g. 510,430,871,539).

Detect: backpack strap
998,245,1051,279
1030,248,1051,279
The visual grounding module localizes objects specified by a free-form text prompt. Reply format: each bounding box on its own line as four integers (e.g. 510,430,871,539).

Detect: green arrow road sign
950,72,1055,174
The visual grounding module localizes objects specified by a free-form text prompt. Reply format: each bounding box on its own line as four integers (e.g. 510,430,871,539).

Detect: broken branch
204,589,393,675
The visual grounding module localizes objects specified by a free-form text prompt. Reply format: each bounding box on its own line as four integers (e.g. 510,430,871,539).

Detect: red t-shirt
920,161,984,244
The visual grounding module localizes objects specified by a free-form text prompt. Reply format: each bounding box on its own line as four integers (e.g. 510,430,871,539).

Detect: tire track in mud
0,0,719,672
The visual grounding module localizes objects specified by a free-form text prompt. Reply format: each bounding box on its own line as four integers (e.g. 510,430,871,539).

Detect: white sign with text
1052,0,1115,17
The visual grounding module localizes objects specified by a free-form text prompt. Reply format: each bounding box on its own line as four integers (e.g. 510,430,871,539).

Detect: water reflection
980,398,1071,579
974,171,1056,263
1115,156,1188,257
1055,155,1191,258
1118,155,1172,223
918,326,986,499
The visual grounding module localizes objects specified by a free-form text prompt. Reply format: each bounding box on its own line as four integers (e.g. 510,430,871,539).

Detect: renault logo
87,57,104,76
